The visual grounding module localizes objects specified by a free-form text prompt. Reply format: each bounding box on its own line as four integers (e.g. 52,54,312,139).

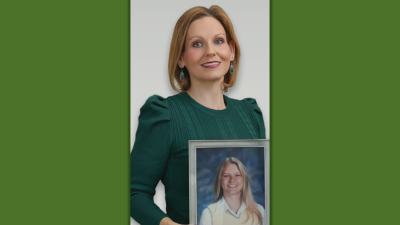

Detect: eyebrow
222,172,241,175
188,33,226,41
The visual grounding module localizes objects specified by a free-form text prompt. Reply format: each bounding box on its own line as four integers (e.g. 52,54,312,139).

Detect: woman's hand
159,217,180,225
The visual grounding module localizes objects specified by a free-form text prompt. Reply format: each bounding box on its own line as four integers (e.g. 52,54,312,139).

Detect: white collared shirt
199,197,265,225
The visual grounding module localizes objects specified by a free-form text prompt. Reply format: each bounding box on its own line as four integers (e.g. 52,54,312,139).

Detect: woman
199,157,264,225
130,5,266,225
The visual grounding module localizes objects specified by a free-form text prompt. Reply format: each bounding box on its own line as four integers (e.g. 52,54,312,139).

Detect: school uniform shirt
199,197,265,225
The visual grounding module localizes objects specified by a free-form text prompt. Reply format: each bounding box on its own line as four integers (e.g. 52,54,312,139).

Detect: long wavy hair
214,157,262,224
168,5,241,93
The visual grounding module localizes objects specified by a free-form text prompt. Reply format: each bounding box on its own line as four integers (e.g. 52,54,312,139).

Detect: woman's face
221,164,244,197
179,16,235,84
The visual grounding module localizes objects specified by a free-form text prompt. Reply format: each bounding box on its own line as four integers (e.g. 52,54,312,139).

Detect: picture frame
189,139,270,225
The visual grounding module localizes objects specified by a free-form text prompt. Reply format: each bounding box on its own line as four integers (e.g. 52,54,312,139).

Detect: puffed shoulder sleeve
243,98,266,139
130,95,171,225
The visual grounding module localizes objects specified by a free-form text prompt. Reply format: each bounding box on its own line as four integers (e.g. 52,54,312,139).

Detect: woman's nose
206,44,216,57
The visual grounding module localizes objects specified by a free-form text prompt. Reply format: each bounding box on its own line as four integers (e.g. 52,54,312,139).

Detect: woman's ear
229,40,235,61
178,56,185,68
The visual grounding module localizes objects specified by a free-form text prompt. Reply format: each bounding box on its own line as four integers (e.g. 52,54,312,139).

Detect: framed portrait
189,139,269,225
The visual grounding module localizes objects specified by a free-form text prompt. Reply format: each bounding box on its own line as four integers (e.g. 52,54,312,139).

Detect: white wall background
131,1,269,224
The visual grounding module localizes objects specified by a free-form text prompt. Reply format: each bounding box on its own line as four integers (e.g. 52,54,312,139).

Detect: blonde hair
168,5,241,92
214,157,262,225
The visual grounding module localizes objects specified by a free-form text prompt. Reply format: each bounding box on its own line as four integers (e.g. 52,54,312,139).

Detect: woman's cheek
183,49,193,62
222,177,229,185
218,45,231,58
186,48,202,60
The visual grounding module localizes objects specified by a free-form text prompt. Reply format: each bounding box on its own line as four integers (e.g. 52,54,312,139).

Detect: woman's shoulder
226,95,262,114
139,93,187,117
142,94,168,107
143,92,187,106
141,94,177,111
199,203,217,225
138,95,171,122
204,202,218,211
225,95,259,105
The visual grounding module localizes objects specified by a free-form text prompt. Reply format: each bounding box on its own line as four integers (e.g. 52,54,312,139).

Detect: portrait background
131,1,269,224
196,147,265,222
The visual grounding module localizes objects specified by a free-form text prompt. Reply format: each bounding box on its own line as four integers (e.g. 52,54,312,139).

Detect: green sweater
130,92,266,225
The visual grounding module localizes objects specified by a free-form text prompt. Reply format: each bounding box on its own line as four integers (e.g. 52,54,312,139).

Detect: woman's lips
227,185,238,188
201,61,221,68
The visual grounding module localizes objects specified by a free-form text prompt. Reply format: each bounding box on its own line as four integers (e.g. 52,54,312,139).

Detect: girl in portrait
199,157,264,225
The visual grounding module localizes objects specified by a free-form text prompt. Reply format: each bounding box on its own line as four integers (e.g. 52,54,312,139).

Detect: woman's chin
199,75,225,83
199,70,227,80
225,190,241,196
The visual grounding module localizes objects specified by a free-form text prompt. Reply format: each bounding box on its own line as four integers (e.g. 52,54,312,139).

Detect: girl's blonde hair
168,5,241,92
214,157,263,225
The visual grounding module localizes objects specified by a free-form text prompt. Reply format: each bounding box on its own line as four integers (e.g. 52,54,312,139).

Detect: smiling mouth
201,61,221,68
228,185,238,188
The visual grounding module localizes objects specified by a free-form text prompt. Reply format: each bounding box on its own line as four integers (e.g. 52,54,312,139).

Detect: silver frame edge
189,139,269,225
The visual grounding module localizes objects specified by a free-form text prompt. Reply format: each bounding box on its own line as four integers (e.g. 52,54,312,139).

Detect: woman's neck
186,78,226,110
223,193,242,214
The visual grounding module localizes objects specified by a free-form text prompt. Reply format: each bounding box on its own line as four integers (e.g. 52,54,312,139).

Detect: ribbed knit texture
130,92,266,225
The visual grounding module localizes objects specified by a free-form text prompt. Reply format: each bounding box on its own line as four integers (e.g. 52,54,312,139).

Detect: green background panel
1,1,129,225
1,0,399,224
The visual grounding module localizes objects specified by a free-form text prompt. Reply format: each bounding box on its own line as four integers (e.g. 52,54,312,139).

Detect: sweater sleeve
130,95,171,225
243,98,267,139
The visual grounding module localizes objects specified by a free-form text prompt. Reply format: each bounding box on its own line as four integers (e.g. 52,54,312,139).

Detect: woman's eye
236,174,241,177
193,42,202,47
224,175,229,177
215,39,223,44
